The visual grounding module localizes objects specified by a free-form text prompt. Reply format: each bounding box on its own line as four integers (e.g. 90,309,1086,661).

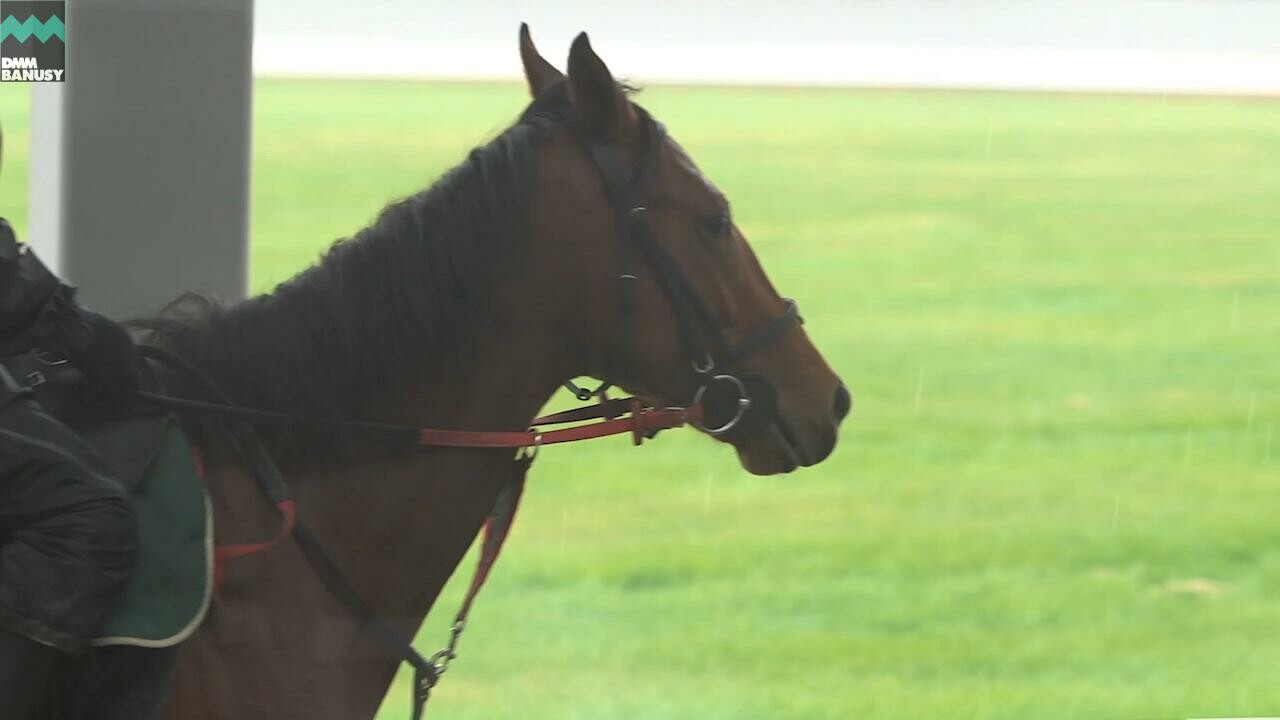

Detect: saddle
75,403,212,648
2,224,211,647
1,349,213,647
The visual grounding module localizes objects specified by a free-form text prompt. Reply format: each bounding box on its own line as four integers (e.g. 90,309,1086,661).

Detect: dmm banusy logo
0,0,65,82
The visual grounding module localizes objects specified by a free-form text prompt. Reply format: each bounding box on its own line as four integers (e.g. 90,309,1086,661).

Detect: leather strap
574,115,801,385
530,396,629,425
418,455,531,713
137,346,443,717
212,499,296,588
723,298,800,365
137,388,700,451
418,402,700,449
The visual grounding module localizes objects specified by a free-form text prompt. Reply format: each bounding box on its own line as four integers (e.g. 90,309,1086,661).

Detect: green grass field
2,80,1279,719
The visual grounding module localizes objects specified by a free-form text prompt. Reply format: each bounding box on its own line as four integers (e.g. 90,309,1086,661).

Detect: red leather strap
417,402,701,449
213,499,297,589
205,399,699,589
460,458,528,618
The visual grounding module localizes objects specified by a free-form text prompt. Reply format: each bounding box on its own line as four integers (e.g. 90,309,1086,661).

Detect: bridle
133,91,803,719
562,104,802,437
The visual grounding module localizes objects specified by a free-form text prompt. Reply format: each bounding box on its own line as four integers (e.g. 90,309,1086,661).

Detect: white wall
254,0,1280,95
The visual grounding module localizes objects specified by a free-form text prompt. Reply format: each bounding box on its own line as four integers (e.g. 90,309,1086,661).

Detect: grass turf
2,80,1279,719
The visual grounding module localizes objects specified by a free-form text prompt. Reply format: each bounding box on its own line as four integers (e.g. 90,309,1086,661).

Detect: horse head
518,26,850,475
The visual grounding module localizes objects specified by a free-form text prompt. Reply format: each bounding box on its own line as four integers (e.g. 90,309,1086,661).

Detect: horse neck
282,261,579,613
187,244,585,717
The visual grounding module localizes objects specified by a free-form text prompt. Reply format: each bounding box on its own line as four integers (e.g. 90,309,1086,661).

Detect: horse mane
139,83,574,424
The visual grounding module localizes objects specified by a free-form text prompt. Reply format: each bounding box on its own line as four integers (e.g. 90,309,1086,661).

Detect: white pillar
28,0,252,319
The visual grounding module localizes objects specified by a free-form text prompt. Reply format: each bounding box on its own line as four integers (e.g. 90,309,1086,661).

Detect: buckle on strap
562,378,607,402
691,374,752,436
519,431,543,461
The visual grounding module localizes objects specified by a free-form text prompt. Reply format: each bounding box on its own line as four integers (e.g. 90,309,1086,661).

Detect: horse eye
699,212,731,240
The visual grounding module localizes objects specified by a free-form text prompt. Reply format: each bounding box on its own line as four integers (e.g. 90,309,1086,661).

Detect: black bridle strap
610,192,638,388
558,131,645,401
624,210,723,367
576,124,648,391
292,522,441,719
575,115,800,390
723,298,801,366
579,118,729,371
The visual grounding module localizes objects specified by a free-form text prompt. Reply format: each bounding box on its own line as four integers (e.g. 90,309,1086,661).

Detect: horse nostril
833,383,852,422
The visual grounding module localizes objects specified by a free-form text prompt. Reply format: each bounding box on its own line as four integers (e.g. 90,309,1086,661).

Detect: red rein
208,397,702,587
418,398,702,449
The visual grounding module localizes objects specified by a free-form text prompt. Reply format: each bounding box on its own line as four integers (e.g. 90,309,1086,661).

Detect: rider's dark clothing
0,218,140,717
0,368,136,652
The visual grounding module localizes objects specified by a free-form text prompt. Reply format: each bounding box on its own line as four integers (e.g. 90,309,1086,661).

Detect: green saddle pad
93,419,212,647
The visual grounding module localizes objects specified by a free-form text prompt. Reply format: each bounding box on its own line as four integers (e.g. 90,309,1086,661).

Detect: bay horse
148,27,849,719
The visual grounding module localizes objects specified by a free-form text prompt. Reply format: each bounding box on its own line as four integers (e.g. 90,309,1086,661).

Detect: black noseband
562,109,801,434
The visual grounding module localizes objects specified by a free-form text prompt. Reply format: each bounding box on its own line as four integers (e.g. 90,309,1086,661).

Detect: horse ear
519,23,564,98
567,32,637,139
